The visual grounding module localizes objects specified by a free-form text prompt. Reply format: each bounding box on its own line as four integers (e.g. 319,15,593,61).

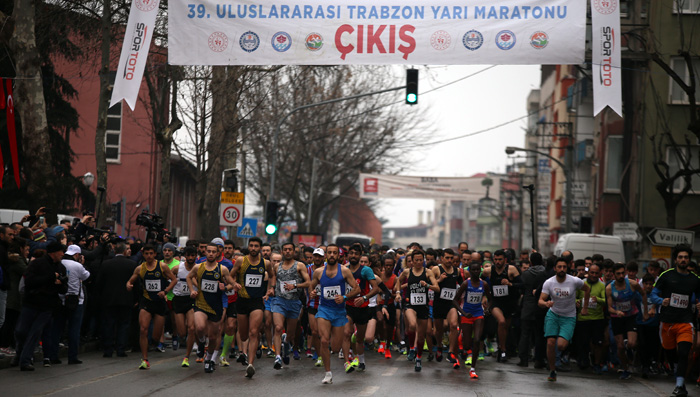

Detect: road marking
382,367,398,376
633,376,666,397
359,385,379,396
36,356,181,396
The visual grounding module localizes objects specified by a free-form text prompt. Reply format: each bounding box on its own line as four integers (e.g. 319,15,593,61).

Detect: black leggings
667,341,692,379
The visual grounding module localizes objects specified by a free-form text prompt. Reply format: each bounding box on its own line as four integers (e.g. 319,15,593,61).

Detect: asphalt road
0,346,687,397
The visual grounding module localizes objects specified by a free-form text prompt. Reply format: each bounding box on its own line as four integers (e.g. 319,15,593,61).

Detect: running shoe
219,356,230,367
470,368,479,379
548,371,557,382
156,343,165,353
274,356,283,370
197,341,206,359
306,348,313,358
237,353,248,365
407,349,416,362
498,350,507,363
312,350,319,360
466,354,473,366
671,385,688,396
181,357,190,367
414,358,422,372
322,372,333,384
338,350,344,359
245,364,256,378
172,338,179,351
256,346,262,359
358,362,366,372
139,359,150,370
43,358,51,367
377,343,385,354
315,358,324,367
267,349,275,358
344,360,355,374
293,349,300,361
204,360,214,373
619,370,631,380
196,357,204,363
478,352,485,361
428,352,434,362
384,348,392,359
436,349,443,362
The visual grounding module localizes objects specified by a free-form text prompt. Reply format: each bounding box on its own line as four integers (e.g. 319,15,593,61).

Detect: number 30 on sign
220,204,242,226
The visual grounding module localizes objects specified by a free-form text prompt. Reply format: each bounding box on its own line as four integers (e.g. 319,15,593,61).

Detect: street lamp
505,146,572,233
82,172,95,188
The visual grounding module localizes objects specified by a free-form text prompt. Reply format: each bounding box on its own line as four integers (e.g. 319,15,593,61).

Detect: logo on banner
599,27,614,86
495,30,516,50
594,0,617,14
208,32,228,53
530,32,549,50
462,30,483,51
305,33,323,51
364,178,378,195
271,32,292,52
240,31,260,52
430,30,451,51
134,0,157,12
123,23,148,80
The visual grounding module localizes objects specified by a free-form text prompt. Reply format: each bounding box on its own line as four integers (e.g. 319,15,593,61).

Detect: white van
553,233,625,263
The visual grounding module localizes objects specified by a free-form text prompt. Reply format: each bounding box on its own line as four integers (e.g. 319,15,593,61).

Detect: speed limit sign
219,192,244,226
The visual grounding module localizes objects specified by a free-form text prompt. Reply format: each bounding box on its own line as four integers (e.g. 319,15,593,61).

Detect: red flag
0,78,5,188
5,79,19,188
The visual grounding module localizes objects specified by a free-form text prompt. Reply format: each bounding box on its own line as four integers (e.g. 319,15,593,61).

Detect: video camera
136,210,167,243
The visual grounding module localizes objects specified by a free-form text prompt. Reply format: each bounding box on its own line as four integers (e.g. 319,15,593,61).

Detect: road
0,347,684,396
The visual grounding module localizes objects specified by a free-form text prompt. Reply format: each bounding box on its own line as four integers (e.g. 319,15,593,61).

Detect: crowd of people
0,208,698,396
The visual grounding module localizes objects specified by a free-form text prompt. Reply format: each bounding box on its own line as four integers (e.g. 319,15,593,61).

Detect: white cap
66,245,82,256
313,248,325,256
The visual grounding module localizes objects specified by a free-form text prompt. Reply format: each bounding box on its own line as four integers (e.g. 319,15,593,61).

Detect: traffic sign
613,222,639,242
647,228,694,247
220,192,244,227
237,218,257,238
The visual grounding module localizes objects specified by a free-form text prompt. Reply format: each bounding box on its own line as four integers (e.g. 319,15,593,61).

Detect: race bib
181,283,190,294
440,288,456,300
145,279,161,292
467,292,483,304
314,285,321,294
245,274,263,288
201,279,218,293
428,289,435,301
616,300,631,312
588,297,597,309
493,285,509,297
670,293,689,309
410,293,427,306
323,285,341,299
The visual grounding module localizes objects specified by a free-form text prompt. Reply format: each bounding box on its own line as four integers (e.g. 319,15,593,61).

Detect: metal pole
565,124,574,234
269,85,406,201
524,184,537,251
307,157,317,232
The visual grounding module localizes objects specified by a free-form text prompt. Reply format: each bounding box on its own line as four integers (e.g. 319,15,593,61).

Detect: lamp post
505,146,572,233
82,172,95,213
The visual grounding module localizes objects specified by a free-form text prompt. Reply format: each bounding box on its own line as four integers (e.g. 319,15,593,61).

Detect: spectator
0,237,29,355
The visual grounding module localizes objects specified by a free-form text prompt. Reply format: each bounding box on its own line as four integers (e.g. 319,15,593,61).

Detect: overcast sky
379,65,541,227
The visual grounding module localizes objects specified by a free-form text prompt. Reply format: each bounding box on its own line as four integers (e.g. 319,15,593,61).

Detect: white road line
359,385,380,396
382,367,398,376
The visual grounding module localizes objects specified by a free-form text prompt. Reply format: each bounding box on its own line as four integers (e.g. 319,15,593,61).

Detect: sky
378,65,542,228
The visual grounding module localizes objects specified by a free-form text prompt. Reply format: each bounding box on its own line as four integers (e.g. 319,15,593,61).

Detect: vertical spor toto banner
168,0,586,65
591,0,621,116
110,0,161,111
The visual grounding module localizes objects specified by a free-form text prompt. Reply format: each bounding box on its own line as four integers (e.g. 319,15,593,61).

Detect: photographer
11,241,67,371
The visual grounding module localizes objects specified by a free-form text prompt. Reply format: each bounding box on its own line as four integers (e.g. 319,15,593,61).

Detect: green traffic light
265,224,277,235
406,93,417,103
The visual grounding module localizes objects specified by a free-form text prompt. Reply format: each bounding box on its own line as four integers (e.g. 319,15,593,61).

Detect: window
604,136,623,192
669,57,700,104
667,146,700,194
674,0,700,14
105,101,122,162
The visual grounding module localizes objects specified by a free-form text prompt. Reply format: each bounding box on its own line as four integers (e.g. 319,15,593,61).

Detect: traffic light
222,168,239,192
265,200,279,235
405,68,418,105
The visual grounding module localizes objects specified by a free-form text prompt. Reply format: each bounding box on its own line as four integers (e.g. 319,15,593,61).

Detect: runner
309,244,360,384
606,262,648,379
231,237,275,378
538,257,590,382
431,248,463,364
186,243,236,373
453,261,491,379
344,243,387,372
263,252,282,359
650,245,700,397
126,245,177,370
271,242,311,369
306,248,325,367
162,243,180,353
377,254,397,359
481,249,522,362
396,250,440,372
171,246,197,368
573,263,607,373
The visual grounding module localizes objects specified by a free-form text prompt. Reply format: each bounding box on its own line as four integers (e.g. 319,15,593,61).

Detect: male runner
431,248,463,364
650,245,700,397
573,263,607,373
538,257,590,382
309,244,360,384
187,243,236,373
271,242,311,369
126,245,177,369
396,250,439,372
481,249,521,362
263,252,282,358
306,248,325,366
377,254,397,359
162,243,180,352
453,261,491,379
231,237,275,378
171,246,197,367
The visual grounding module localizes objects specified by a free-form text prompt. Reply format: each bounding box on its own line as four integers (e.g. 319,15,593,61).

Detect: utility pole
307,157,318,232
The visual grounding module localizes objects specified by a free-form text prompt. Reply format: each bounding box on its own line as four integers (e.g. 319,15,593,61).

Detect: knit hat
33,229,46,241
163,242,177,251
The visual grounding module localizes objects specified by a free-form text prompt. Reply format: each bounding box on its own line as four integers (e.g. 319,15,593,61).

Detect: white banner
359,173,500,199
168,0,585,65
110,0,161,111
591,0,621,117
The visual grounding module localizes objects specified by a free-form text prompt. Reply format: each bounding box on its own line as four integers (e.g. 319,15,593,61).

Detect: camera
136,210,167,242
